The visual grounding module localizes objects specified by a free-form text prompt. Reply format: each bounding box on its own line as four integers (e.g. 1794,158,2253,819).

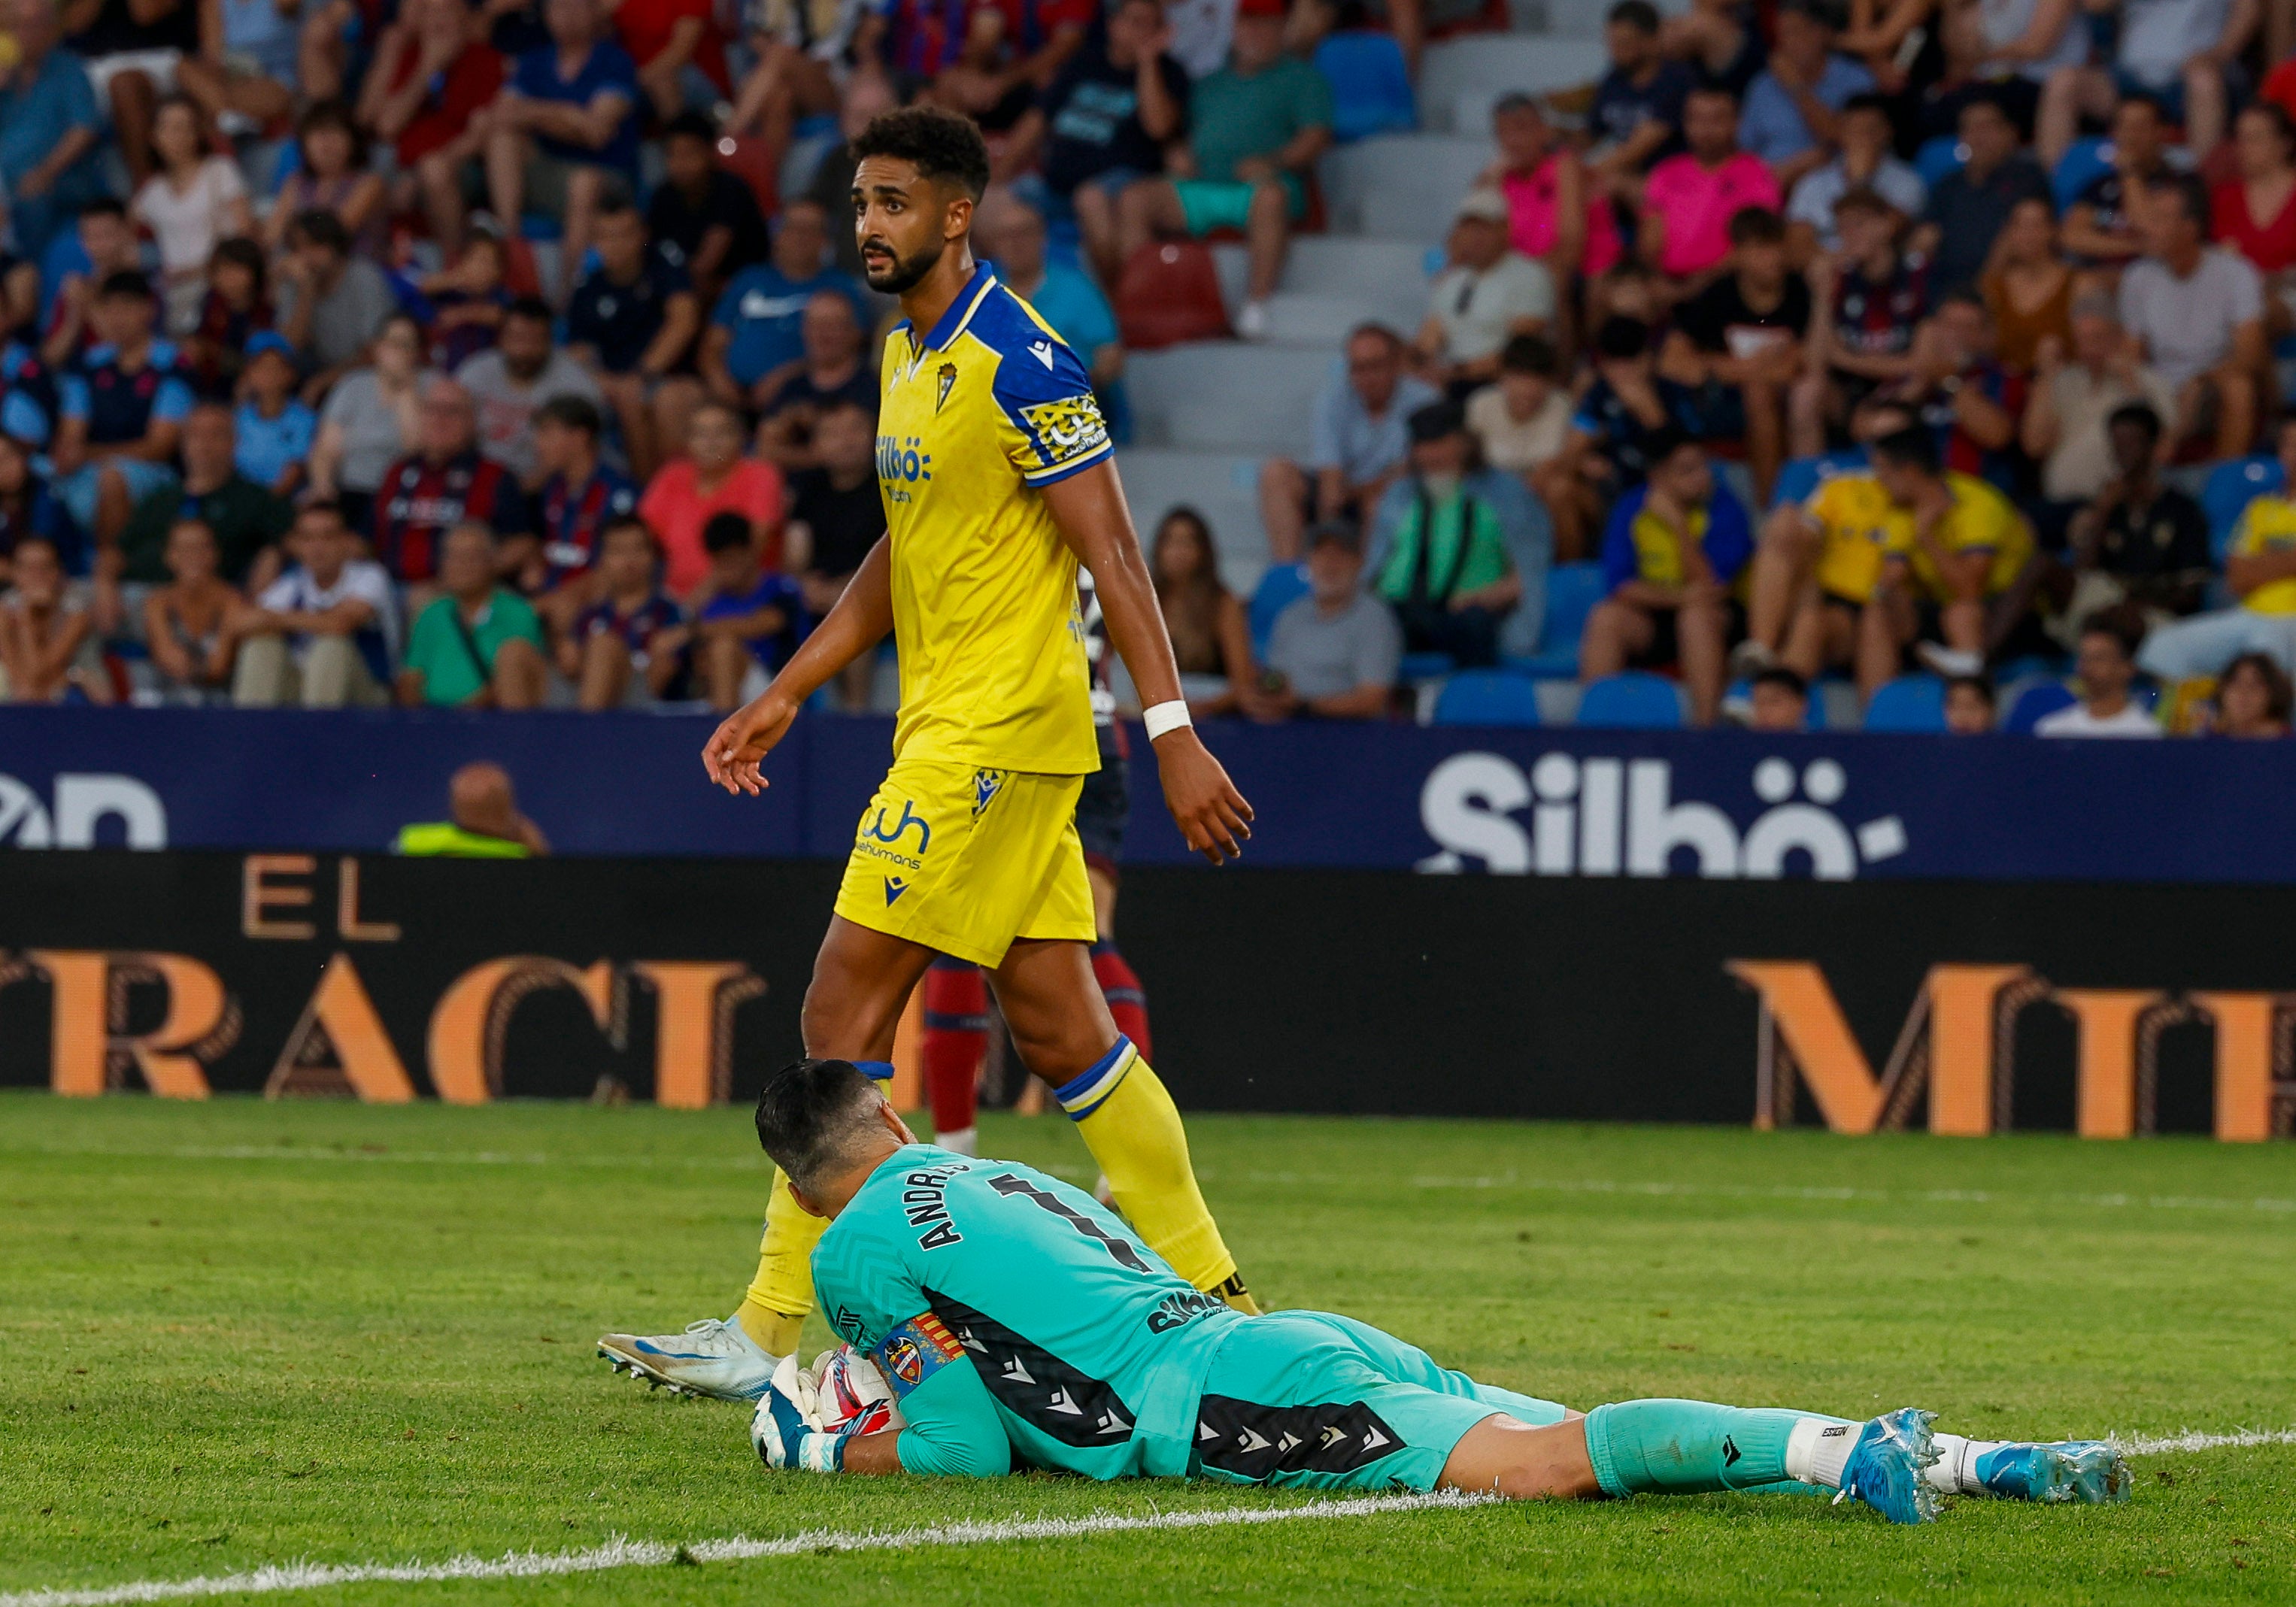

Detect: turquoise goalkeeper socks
1584,1400,1849,1496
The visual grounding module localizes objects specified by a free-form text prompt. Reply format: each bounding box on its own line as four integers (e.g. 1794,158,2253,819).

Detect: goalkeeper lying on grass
742,1060,2128,1521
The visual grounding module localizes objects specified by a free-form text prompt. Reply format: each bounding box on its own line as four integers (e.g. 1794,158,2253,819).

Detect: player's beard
864,235,945,296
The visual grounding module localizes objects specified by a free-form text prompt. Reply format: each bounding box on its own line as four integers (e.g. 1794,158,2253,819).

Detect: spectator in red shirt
614,0,729,120
2213,102,2296,287
361,0,506,262
1637,83,1781,290
637,398,786,600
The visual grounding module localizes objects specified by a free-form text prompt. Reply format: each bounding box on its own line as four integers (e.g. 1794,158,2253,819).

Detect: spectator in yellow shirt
1858,425,2036,698
2137,416,2296,687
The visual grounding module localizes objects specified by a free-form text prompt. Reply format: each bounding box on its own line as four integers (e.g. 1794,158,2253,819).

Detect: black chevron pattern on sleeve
924,1290,1139,1449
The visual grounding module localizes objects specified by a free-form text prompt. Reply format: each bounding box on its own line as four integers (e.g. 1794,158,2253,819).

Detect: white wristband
1142,700,1193,741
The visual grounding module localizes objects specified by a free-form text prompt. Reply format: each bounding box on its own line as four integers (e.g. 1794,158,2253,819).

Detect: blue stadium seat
1770,448,1868,509
1315,33,1416,143
2004,681,2077,734
1398,651,1457,681
1248,563,1309,654
1576,671,1683,728
1433,669,1542,726
1861,673,1947,732
2202,455,2284,562
1504,560,1606,678
2051,137,2112,212
1915,135,1967,187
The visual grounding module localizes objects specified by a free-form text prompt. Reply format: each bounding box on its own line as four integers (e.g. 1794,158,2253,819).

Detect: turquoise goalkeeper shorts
1189,1310,1570,1492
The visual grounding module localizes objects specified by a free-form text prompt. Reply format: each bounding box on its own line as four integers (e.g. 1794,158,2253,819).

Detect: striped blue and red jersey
372,448,530,583
538,464,638,587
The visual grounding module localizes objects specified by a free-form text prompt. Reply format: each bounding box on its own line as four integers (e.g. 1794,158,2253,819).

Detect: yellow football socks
1055,1038,1257,1314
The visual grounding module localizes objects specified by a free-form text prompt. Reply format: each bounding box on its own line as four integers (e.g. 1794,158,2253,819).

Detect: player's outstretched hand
1154,727,1254,865
702,690,800,796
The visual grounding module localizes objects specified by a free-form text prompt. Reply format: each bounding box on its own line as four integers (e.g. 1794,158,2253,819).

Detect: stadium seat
1432,669,1541,726
2051,137,2112,212
1316,33,1417,143
2004,681,2078,734
1504,560,1606,678
1861,674,1948,732
2202,455,2284,562
1576,671,1683,728
1248,562,1309,654
1914,135,1967,187
1770,448,1868,509
1112,241,1232,350
1398,651,1457,681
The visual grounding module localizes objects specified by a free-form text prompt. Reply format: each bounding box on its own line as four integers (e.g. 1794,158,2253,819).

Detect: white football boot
597,1314,779,1401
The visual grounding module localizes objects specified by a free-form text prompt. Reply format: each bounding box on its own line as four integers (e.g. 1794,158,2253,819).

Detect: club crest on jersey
936,361,957,413
1020,396,1109,467
972,769,1006,817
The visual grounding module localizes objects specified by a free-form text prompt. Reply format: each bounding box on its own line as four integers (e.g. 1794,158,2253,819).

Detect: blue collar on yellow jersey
892,264,1002,355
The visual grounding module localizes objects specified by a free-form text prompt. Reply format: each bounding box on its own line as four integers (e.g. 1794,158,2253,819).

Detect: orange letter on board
626,962,760,1109
2189,992,2276,1143
29,950,232,1098
428,957,615,1104
2052,989,2169,1139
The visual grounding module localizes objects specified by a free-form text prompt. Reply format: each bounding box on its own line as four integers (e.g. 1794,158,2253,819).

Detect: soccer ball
813,1345,907,1436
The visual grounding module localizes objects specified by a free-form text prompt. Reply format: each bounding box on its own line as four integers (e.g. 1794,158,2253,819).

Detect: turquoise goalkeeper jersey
811,1144,1247,1479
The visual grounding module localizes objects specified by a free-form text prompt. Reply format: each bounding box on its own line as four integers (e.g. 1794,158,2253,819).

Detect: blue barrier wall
0,705,2287,882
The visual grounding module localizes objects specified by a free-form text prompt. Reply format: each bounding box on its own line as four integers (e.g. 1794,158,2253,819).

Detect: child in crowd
690,510,803,711
186,237,274,401
421,234,514,373
563,514,691,708
235,334,319,501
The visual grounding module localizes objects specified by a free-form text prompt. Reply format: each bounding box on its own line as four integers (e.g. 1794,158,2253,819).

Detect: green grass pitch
4,1092,2294,1605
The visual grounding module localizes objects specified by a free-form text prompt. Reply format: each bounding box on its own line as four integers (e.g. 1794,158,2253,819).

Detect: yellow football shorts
831,757,1098,968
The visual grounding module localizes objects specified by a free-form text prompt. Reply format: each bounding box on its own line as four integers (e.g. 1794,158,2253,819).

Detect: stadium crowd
0,0,2291,738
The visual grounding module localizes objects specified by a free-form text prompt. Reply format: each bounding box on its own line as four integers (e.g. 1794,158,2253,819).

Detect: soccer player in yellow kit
598,105,1259,1400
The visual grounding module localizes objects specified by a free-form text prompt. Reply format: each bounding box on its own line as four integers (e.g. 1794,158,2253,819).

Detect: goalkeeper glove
751,1354,851,1474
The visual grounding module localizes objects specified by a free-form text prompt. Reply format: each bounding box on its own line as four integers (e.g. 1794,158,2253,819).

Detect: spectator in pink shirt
637,399,788,601
1639,84,1782,288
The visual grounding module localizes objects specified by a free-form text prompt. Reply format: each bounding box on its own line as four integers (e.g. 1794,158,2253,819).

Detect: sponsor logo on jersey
971,769,1005,818
1018,395,1108,467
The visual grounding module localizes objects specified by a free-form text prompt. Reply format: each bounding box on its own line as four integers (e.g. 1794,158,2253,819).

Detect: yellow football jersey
1882,471,2033,602
1803,471,1897,604
2229,494,2296,614
876,267,1109,775
1624,501,1708,587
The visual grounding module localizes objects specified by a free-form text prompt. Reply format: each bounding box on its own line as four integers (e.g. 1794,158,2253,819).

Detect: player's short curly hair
852,105,991,202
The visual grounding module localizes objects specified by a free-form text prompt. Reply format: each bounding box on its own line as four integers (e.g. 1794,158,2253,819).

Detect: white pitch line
0,1491,1493,1607
2115,1426,2296,1455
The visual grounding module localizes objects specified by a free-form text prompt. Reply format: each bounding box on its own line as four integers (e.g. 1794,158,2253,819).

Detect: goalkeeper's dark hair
851,105,991,201
755,1059,890,1194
